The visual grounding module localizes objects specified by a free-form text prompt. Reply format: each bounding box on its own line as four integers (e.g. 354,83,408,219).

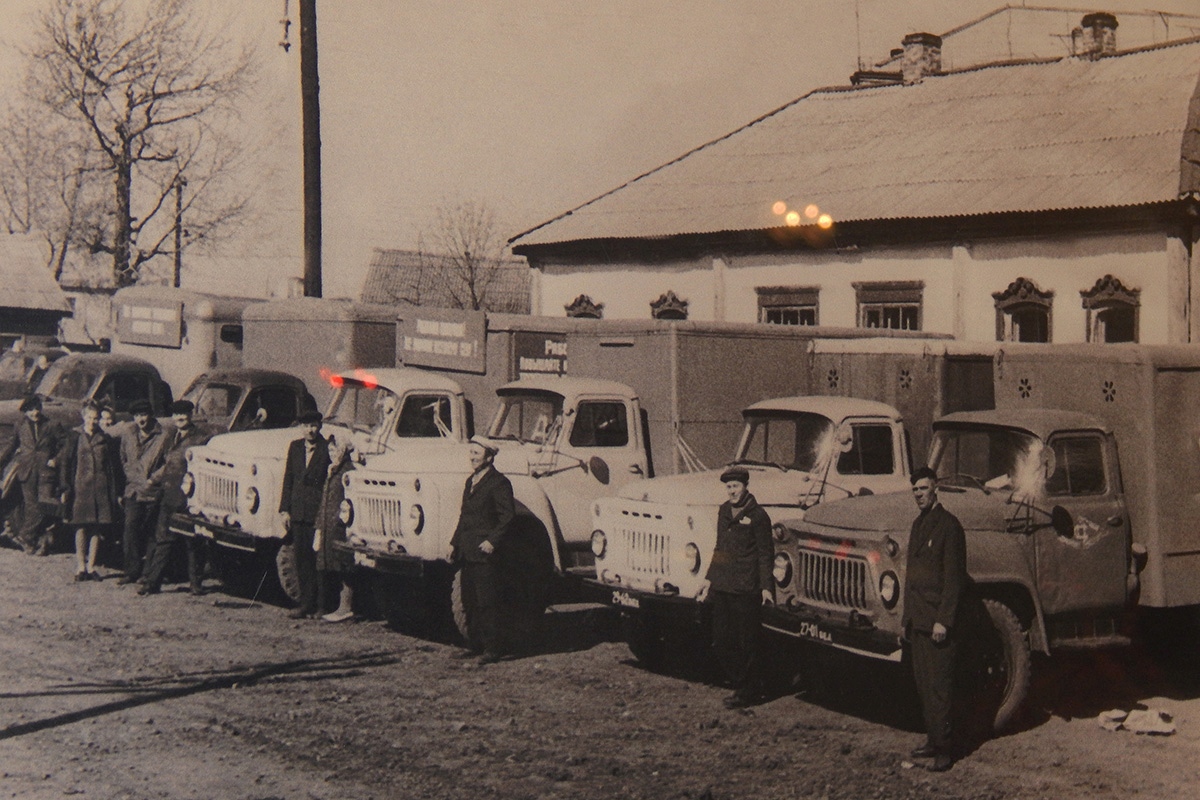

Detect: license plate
611,590,641,609
353,552,376,569
194,525,214,540
797,620,833,644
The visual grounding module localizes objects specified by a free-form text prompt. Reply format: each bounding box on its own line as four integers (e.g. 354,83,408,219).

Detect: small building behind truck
771,343,1200,733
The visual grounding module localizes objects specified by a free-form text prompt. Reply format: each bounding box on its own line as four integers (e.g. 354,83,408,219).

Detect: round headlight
338,498,354,526
684,542,701,574
240,485,260,515
773,553,793,588
181,472,195,498
772,523,789,543
405,504,424,536
590,530,607,558
879,571,899,609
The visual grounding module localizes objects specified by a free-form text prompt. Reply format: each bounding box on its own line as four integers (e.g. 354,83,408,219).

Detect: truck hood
201,427,312,458
797,488,1017,537
616,466,831,508
347,439,472,474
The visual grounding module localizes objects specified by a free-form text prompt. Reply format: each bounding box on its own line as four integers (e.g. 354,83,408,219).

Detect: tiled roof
361,249,530,314
513,40,1200,249
0,235,72,312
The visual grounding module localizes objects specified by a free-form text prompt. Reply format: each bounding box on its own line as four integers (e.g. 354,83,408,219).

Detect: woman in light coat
58,402,122,581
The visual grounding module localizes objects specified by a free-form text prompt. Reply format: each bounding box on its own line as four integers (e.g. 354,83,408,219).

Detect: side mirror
1051,505,1074,539
588,456,610,485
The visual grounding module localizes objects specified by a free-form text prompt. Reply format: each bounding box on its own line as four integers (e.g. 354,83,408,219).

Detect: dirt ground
2,542,1200,800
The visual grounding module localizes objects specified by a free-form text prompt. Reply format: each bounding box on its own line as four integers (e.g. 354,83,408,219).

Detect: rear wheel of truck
968,599,1031,734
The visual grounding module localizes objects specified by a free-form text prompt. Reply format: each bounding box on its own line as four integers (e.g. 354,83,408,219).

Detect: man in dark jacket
450,436,515,664
138,401,212,596
902,466,968,772
279,410,331,619
116,399,169,584
0,395,64,554
703,467,773,709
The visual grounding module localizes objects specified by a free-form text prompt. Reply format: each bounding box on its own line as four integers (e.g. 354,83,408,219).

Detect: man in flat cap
450,436,515,664
279,409,330,618
139,400,212,596
0,395,64,554
116,398,169,584
703,466,773,709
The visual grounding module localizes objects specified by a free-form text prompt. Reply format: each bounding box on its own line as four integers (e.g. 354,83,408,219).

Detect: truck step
1049,634,1132,650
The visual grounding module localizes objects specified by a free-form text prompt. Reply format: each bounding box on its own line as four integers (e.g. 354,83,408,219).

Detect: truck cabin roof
185,368,308,392
332,367,464,397
496,375,636,401
743,396,902,422
935,408,1108,440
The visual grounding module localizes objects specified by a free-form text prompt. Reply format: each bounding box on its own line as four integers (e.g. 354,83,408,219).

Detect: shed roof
0,236,72,313
513,39,1200,250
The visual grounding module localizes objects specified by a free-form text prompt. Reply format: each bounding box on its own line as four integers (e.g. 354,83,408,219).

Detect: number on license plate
195,525,214,539
353,552,376,569
611,590,640,609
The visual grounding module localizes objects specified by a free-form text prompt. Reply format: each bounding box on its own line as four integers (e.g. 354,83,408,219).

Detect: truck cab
176,368,317,437
170,367,469,596
588,397,912,663
771,408,1133,730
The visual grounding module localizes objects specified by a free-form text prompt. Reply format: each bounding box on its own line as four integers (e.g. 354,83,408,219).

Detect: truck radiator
196,472,238,515
798,550,868,610
616,528,670,576
358,496,402,539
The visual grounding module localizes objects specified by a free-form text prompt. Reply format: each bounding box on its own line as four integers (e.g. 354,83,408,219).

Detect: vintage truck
588,396,913,666
170,367,471,598
769,343,1200,731
336,375,652,633
177,368,317,437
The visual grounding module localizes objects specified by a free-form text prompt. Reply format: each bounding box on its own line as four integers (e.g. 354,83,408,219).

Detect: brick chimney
902,32,942,84
1075,12,1118,59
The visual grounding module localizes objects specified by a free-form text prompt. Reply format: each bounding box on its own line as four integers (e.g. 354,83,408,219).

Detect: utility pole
299,0,322,297
173,174,186,288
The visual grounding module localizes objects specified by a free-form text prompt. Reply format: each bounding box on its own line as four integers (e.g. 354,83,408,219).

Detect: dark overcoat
278,435,331,525
901,502,968,635
705,493,773,595
2,416,64,482
449,466,515,564
58,426,122,525
158,424,212,508
315,455,354,572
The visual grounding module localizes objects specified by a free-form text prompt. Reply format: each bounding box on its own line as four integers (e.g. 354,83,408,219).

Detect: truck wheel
274,543,301,604
974,599,1032,733
622,613,667,670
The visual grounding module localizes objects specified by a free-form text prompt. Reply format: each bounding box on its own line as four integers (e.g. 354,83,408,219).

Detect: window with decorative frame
994,277,1053,343
854,281,923,331
756,286,819,326
1080,275,1139,343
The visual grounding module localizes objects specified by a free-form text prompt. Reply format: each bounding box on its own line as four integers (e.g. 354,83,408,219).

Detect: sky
3,0,1200,298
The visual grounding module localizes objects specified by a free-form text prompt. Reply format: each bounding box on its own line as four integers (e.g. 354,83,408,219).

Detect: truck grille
358,496,403,540
798,550,868,610
616,528,670,576
196,471,238,514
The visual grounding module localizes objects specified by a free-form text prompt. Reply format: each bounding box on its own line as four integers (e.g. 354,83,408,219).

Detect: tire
275,542,301,604
968,599,1032,733
621,612,667,670
450,569,471,643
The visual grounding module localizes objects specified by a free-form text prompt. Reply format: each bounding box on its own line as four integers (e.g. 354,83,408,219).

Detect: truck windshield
37,362,99,401
736,412,835,472
182,381,244,420
490,392,564,445
325,382,400,452
929,426,1042,492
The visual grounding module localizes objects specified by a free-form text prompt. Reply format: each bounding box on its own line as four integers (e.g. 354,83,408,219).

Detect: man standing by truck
451,437,515,664
902,466,967,772
279,410,330,619
1,396,64,555
116,400,168,585
702,467,773,709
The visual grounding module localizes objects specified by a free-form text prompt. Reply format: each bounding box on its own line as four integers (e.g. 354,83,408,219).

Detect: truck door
1035,432,1130,615
544,397,647,544
94,371,153,415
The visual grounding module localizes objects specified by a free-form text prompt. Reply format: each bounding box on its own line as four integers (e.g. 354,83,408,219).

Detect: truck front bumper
333,541,431,578
169,514,262,553
583,579,708,623
762,605,903,662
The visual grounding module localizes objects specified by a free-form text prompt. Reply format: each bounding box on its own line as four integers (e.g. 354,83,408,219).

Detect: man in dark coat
450,436,515,664
116,399,169,584
279,410,331,619
902,466,968,772
138,401,212,596
0,395,64,554
703,466,773,709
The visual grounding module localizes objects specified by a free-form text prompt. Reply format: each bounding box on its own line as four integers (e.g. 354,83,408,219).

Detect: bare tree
417,201,514,312
16,0,258,286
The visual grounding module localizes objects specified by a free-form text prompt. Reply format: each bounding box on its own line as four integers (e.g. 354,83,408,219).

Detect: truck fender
973,578,1049,655
508,475,564,573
